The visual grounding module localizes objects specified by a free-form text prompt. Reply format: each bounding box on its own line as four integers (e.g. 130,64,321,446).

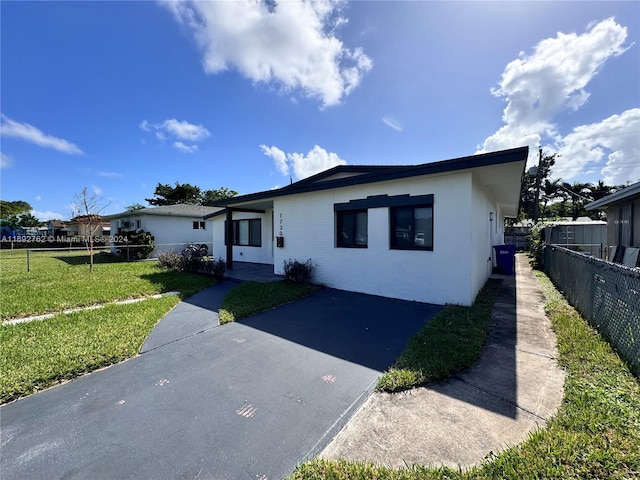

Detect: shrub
283,258,314,284
157,249,185,271
529,222,547,269
116,230,155,261
181,245,202,272
206,257,226,280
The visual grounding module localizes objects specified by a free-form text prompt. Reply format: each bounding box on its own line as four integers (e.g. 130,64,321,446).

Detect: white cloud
0,114,83,155
32,210,65,221
477,18,630,170
261,144,347,180
92,185,103,196
1,152,12,169
161,119,209,141
555,108,640,185
98,171,123,178
173,141,199,153
382,115,403,132
161,0,372,107
140,118,209,152
34,195,42,201
260,144,289,175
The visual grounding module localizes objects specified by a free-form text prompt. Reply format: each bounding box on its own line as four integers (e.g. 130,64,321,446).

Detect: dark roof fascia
586,181,640,210
284,164,407,189
213,146,529,207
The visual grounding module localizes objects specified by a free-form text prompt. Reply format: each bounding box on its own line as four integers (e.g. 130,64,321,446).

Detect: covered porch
224,261,283,283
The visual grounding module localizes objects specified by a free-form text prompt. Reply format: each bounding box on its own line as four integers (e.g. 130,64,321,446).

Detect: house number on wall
279,213,283,237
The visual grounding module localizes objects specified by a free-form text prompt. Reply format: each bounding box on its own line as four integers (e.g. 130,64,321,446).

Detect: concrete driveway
1,285,440,480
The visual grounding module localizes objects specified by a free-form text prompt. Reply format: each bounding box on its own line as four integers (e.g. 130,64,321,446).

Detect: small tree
118,230,155,261
71,188,110,272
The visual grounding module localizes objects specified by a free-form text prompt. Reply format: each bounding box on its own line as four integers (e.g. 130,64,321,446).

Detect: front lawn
0,296,180,403
377,279,500,392
286,271,640,479
0,250,215,319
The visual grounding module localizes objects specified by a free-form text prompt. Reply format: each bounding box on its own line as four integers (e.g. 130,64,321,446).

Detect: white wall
111,215,213,257
272,172,478,305
211,210,274,264
470,174,502,302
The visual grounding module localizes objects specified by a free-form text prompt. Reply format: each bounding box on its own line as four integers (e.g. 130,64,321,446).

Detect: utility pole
533,148,543,224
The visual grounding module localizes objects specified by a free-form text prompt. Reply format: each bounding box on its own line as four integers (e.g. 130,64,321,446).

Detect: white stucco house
105,204,221,256
206,147,528,306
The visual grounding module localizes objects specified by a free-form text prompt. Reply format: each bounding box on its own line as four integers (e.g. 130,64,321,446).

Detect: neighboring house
206,146,528,306
105,204,221,256
66,216,111,240
586,181,640,267
47,220,69,237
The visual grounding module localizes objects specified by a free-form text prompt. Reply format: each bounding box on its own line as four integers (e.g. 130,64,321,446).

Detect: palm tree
540,178,563,220
589,180,613,201
561,182,593,220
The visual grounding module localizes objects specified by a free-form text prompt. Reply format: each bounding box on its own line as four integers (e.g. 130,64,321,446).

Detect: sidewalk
321,254,566,469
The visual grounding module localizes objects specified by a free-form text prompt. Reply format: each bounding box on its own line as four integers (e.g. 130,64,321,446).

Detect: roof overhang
586,181,640,210
208,147,528,216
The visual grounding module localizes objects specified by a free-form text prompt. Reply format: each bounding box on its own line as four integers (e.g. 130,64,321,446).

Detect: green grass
286,271,640,480
0,250,215,319
218,280,317,324
0,296,180,403
376,279,501,392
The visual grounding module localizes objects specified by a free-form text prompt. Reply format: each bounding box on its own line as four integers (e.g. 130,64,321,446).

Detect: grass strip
218,281,316,324
0,251,214,319
286,271,640,480
0,295,179,403
376,278,501,392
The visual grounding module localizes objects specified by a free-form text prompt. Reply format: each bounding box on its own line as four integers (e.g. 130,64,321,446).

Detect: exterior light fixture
489,212,494,222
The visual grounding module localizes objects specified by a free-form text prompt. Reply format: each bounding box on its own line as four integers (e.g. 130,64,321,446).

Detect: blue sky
1,1,639,220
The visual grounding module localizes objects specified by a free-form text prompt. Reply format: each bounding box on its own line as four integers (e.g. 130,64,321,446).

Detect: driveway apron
1,285,440,480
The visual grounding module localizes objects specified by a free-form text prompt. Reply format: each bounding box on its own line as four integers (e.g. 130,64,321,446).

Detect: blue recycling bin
494,244,516,275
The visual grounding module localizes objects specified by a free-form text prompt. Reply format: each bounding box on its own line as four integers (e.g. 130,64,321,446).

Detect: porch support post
226,207,233,270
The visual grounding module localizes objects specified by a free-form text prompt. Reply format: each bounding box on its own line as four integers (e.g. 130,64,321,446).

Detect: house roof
104,204,222,220
48,220,67,227
67,215,108,225
586,181,640,210
205,146,528,218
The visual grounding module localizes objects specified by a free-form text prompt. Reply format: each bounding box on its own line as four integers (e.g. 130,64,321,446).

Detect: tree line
0,201,43,230
518,152,625,223
144,182,237,207
0,182,238,228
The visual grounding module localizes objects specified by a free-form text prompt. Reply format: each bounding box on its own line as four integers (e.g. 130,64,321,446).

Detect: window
336,210,368,248
226,219,261,246
135,220,141,230
390,205,433,250
193,221,206,230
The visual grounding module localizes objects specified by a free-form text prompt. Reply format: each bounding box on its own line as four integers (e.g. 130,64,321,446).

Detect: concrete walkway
225,261,283,282
321,254,566,469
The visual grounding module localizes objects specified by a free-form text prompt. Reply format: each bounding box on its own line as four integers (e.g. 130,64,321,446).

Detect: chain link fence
544,245,640,376
0,242,215,273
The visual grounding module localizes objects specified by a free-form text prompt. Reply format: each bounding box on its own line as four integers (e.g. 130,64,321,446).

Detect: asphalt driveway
1,284,440,480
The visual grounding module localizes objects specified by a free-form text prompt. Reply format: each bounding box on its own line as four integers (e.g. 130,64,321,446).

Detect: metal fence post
26,249,30,272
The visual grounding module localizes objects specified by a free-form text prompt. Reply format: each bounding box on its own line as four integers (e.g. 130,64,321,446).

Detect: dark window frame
192,221,206,230
336,209,368,248
390,204,434,251
225,219,261,247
